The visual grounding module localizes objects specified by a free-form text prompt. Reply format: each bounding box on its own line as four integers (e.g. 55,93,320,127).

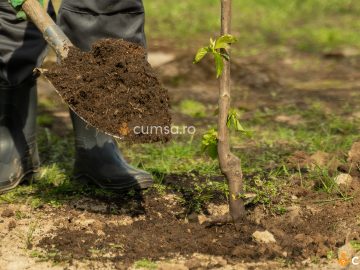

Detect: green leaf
210,38,216,49
10,0,44,20
201,129,218,159
194,35,237,78
16,10,27,20
213,53,224,78
207,144,218,159
226,113,236,128
193,47,209,63
227,109,246,132
9,0,25,8
215,34,238,50
10,0,44,8
234,119,246,132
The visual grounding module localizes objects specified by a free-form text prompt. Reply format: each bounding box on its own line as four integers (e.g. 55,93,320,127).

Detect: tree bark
218,0,245,224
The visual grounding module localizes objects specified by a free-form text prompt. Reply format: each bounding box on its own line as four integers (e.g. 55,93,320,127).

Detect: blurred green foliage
144,0,360,53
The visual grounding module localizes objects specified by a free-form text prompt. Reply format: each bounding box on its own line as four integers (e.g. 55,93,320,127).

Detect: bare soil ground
0,47,359,269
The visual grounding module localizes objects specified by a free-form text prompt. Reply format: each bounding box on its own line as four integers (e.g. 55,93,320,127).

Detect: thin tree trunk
218,0,245,224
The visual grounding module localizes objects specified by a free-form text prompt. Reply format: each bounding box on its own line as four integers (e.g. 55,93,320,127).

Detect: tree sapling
194,0,245,227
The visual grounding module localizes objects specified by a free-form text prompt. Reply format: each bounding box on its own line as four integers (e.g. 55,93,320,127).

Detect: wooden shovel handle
22,0,53,33
22,0,73,60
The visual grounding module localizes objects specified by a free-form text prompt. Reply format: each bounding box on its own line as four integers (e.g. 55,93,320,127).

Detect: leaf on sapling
227,109,246,132
210,38,216,49
193,47,210,63
201,128,218,159
215,34,238,50
207,144,218,160
214,53,224,78
234,119,246,132
193,34,237,78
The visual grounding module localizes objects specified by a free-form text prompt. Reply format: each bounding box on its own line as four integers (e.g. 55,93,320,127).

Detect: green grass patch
122,139,219,177
134,259,157,270
245,104,359,154
178,99,207,118
37,115,54,126
1,100,358,213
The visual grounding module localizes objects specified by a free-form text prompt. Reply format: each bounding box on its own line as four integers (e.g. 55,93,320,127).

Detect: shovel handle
22,0,73,60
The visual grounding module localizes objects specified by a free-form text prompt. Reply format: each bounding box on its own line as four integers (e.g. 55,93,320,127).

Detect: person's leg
0,1,51,192
0,79,39,193
57,0,153,190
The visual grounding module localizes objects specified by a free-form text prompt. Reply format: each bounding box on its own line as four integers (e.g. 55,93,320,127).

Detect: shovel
21,0,123,138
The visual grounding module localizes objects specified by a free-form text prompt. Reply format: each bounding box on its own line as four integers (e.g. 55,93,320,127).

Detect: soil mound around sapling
45,39,171,143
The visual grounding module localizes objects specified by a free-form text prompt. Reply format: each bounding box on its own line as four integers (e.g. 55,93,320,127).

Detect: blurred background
36,0,360,179
48,0,360,54
145,0,360,55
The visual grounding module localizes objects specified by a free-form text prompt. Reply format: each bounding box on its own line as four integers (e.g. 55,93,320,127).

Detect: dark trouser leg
0,1,50,85
0,79,40,193
58,0,152,190
0,1,53,192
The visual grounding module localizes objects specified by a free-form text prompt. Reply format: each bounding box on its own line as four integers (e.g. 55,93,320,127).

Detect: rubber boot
0,79,40,193
71,111,153,191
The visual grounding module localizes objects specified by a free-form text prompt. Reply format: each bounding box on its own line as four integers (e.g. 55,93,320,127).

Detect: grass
244,103,359,154
25,221,38,249
1,100,358,213
37,114,54,126
49,0,360,54
134,259,157,270
144,0,360,54
122,139,219,177
178,99,207,118
350,240,360,252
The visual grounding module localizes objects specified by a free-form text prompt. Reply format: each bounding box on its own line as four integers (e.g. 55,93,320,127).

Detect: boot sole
72,173,154,192
0,169,38,194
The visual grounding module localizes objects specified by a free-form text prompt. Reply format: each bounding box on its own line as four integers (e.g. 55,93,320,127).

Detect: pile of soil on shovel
45,39,171,143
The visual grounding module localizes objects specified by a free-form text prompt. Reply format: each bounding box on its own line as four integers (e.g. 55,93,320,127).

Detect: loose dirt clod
7,219,16,230
348,142,360,166
334,173,353,187
252,230,277,244
45,39,171,143
1,208,14,218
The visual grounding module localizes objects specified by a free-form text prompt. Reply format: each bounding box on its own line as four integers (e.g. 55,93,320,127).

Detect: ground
1,0,360,269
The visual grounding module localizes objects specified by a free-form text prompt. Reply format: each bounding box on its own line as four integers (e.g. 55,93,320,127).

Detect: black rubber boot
0,79,40,193
71,111,153,191
58,0,153,191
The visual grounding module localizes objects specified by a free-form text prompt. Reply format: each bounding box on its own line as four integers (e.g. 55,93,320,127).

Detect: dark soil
45,39,171,143
37,188,276,265
37,174,360,267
